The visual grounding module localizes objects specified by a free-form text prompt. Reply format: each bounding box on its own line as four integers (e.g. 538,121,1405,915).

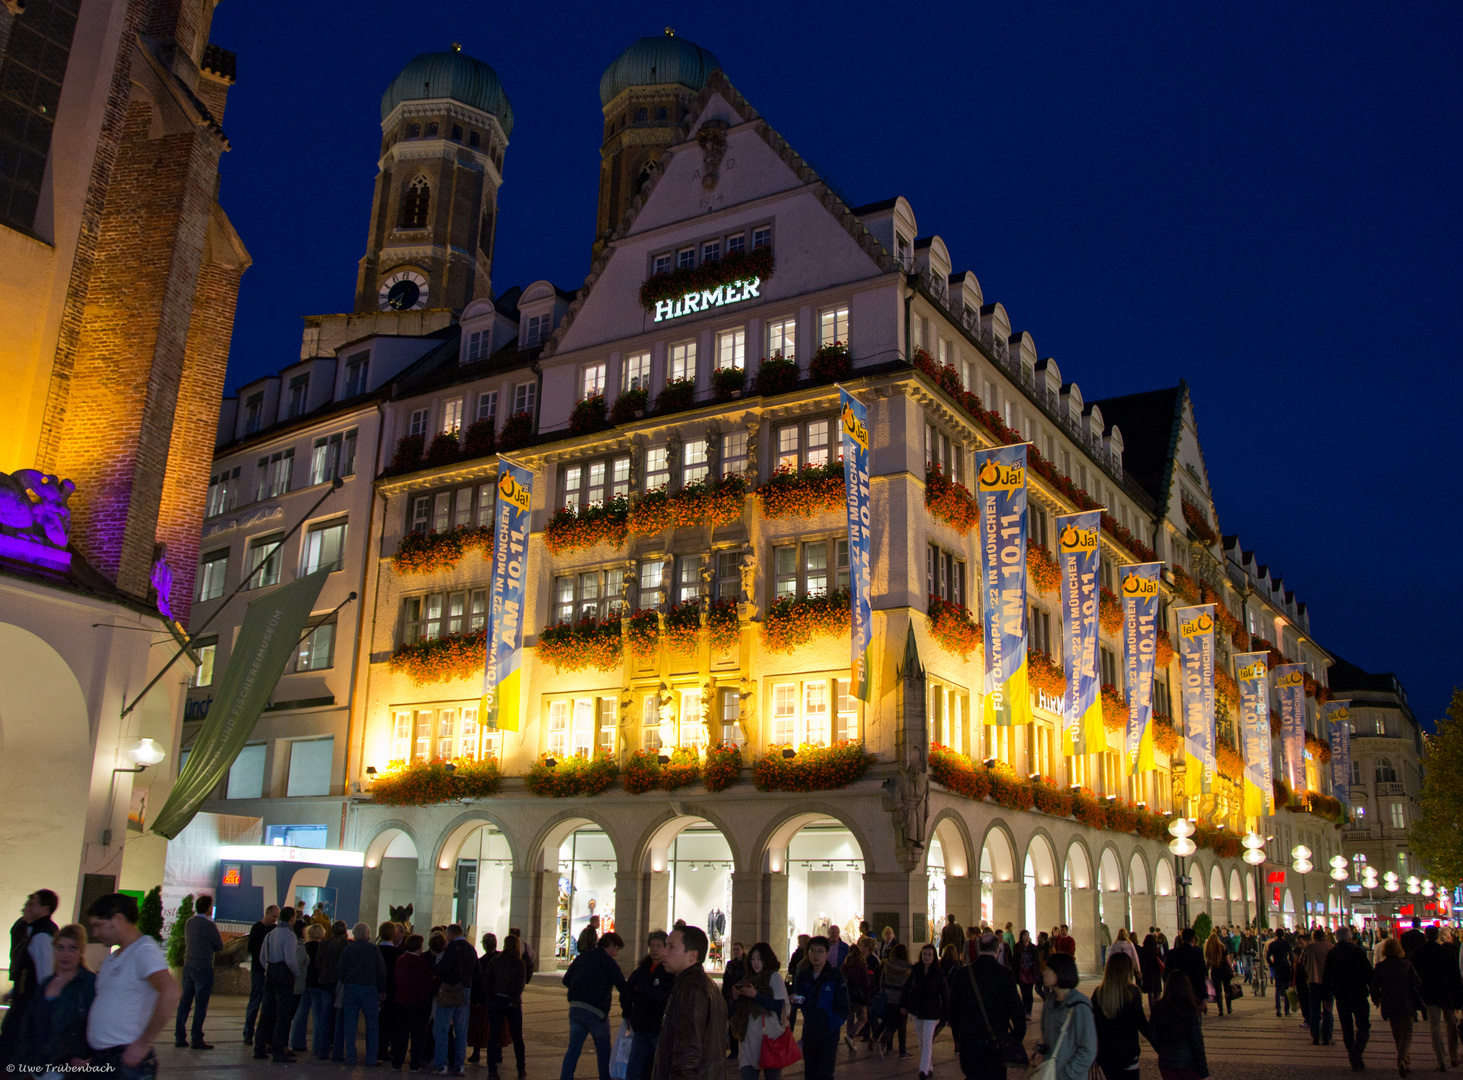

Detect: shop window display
452,825,512,944
665,824,734,970
784,821,865,959
558,828,616,960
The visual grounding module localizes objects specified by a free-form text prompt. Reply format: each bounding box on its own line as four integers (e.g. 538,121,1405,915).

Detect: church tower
354,46,513,314
594,30,719,256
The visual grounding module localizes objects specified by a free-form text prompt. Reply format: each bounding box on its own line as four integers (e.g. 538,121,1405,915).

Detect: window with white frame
1389,801,1406,829
465,330,490,363
309,429,357,486
344,352,370,395
669,341,696,383
1030,605,1053,655
245,534,284,588
296,620,335,672
677,247,696,269
644,447,670,491
835,679,860,741
702,240,720,263
561,454,631,511
301,519,347,574
432,491,451,532
721,431,747,477
772,538,849,602
197,549,228,601
1030,503,1049,552
767,316,796,361
409,409,428,437
513,382,536,417
924,420,963,482
678,689,706,748
285,374,309,419
256,449,293,501
523,312,552,347
642,694,663,750
752,226,772,250
442,399,464,434
819,305,849,346
769,676,851,748
546,696,616,758
477,390,498,425
714,550,740,603
716,328,745,370
926,543,967,607
654,253,672,276
190,638,217,687
243,393,264,435
391,711,412,762
623,351,651,391
452,485,474,528
682,438,709,485
582,362,607,398
402,588,488,644
206,467,241,517
675,554,703,604
726,232,745,255
552,566,626,624
774,416,839,470
719,688,744,744
638,560,664,609
804,681,830,745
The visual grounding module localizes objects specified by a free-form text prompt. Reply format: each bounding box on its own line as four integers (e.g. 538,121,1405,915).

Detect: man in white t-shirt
86,892,180,1075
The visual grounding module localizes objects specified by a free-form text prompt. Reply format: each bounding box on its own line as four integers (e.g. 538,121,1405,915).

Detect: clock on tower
378,269,429,312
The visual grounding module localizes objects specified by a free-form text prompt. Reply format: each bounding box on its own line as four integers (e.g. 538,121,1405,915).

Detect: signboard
1267,870,1287,884
839,389,873,701
976,445,1029,727
652,277,762,322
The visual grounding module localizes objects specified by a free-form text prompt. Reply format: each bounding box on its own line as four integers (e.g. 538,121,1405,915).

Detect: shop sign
652,277,761,322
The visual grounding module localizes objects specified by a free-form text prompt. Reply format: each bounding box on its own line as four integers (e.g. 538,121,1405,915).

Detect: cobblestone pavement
147,974,1383,1079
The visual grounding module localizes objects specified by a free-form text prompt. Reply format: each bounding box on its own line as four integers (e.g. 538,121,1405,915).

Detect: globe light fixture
1243,847,1266,866
126,737,167,767
1167,817,1197,857
1423,880,1435,898
1330,866,1348,881
1406,875,1421,895
1383,871,1400,893
1330,854,1349,880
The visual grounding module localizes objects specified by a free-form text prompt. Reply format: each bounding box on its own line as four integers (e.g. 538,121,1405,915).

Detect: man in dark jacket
559,931,627,1080
1167,928,1209,1013
174,893,224,1049
1411,925,1461,1071
1323,926,1374,1071
652,926,727,1080
313,919,348,1059
623,931,675,1080
948,933,1026,1080
939,915,966,956
242,905,279,1042
0,888,60,1064
377,921,400,1064
333,922,388,1065
792,936,850,1080
1267,930,1296,1017
432,924,478,1075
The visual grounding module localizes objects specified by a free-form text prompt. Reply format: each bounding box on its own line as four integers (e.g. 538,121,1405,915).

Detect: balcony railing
1376,782,1405,796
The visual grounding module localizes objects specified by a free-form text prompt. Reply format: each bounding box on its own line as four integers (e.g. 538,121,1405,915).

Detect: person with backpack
947,932,1025,1080
791,936,850,1080
1031,952,1096,1080
1151,970,1208,1080
901,943,949,1079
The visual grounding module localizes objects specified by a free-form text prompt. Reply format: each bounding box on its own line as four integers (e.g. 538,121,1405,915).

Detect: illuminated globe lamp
1242,831,1267,866
1383,872,1400,893
1406,876,1421,896
1423,880,1435,898
1167,817,1197,857
1361,866,1379,889
1329,854,1349,882
1291,845,1313,874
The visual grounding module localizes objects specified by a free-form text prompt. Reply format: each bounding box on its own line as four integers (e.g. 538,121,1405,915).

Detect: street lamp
1293,845,1314,930
1407,875,1421,896
1169,818,1197,929
1242,831,1267,928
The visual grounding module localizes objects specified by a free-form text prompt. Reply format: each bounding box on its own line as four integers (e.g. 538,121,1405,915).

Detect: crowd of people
5,884,1462,1080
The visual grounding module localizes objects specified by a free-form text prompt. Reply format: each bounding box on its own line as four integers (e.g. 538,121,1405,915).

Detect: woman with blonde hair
1203,929,1234,1016
15,924,95,1074
1091,951,1154,1080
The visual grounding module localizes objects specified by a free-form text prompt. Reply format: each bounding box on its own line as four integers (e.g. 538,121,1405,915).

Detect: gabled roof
1089,384,1183,507
541,69,895,358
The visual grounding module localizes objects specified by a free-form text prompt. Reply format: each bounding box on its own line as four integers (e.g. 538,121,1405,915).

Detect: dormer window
523,313,552,347
285,374,309,419
343,352,369,397
465,329,489,362
895,233,912,269
243,392,264,435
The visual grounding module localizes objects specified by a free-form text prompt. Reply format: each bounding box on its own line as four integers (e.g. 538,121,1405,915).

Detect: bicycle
1251,962,1269,998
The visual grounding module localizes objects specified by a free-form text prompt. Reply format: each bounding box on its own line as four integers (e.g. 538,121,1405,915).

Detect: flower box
928,596,983,660
623,747,701,794
462,419,496,457
536,616,623,673
1155,629,1175,667
929,745,992,800
1028,648,1067,698
664,600,701,654
762,589,851,653
754,741,873,792
544,496,630,556
569,393,607,435
757,461,845,519
369,757,502,806
610,386,648,423
638,247,775,310
712,365,746,400
987,764,1036,811
1182,499,1220,547
1026,544,1061,595
627,610,660,661
387,629,487,686
666,475,746,530
426,431,460,465
1098,587,1123,636
1215,740,1245,782
526,751,619,797
702,742,743,792
1170,565,1200,604
498,411,533,452
753,354,798,396
708,600,739,653
1031,780,1073,817
390,433,425,470
1100,684,1128,732
1151,714,1181,756
392,526,493,576
655,377,696,414
1304,731,1332,762
1071,788,1108,829
1100,513,1157,563
925,466,979,534
809,342,851,383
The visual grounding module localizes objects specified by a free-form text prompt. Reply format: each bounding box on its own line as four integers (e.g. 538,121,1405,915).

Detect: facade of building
192,37,1370,970
0,0,245,948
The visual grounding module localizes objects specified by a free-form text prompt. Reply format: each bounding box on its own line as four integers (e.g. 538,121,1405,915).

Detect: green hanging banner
151,568,331,839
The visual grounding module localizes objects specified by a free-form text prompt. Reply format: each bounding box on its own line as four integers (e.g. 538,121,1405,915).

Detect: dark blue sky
210,1,1461,728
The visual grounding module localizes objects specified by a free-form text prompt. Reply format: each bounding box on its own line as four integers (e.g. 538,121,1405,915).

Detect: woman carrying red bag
729,942,795,1080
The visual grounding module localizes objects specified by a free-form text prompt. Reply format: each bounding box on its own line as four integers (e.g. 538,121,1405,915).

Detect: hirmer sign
652,276,762,322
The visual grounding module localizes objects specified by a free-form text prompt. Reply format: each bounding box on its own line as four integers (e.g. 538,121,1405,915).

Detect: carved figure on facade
743,420,760,480
0,469,76,548
737,676,757,746
697,120,728,190
894,744,930,856
150,543,175,621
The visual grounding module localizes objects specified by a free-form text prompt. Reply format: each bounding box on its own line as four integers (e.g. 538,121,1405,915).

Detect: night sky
209,2,1461,729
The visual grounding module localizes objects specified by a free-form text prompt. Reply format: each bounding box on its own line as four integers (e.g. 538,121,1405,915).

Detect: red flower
762,590,851,653
387,630,487,686
536,616,623,673
1182,499,1220,547
754,742,873,792
925,466,980,534
928,597,983,660
757,461,846,520
392,526,493,576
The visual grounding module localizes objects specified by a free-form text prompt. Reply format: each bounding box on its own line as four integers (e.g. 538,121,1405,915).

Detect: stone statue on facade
0,469,75,548
894,745,930,853
697,120,728,190
737,676,757,746
150,543,175,621
744,420,760,480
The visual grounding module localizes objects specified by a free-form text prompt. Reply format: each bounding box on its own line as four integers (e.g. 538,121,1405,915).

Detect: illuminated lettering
651,276,762,322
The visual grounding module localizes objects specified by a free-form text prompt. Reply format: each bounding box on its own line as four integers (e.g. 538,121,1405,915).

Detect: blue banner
1176,604,1216,797
1235,651,1273,818
1274,663,1307,797
1325,699,1352,810
1120,562,1163,774
1057,511,1102,755
976,444,1029,727
840,388,873,702
484,458,533,732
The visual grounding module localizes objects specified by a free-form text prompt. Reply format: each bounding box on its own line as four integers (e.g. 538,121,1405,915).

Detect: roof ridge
540,69,894,359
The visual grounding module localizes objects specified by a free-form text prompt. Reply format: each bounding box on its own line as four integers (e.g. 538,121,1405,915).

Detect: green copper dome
382,48,514,136
599,30,720,108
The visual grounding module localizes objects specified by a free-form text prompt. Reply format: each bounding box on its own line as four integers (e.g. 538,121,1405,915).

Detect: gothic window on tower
469,131,480,147
407,123,421,138
635,107,647,122
451,124,462,141
426,122,439,137
400,176,430,229
0,0,83,230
